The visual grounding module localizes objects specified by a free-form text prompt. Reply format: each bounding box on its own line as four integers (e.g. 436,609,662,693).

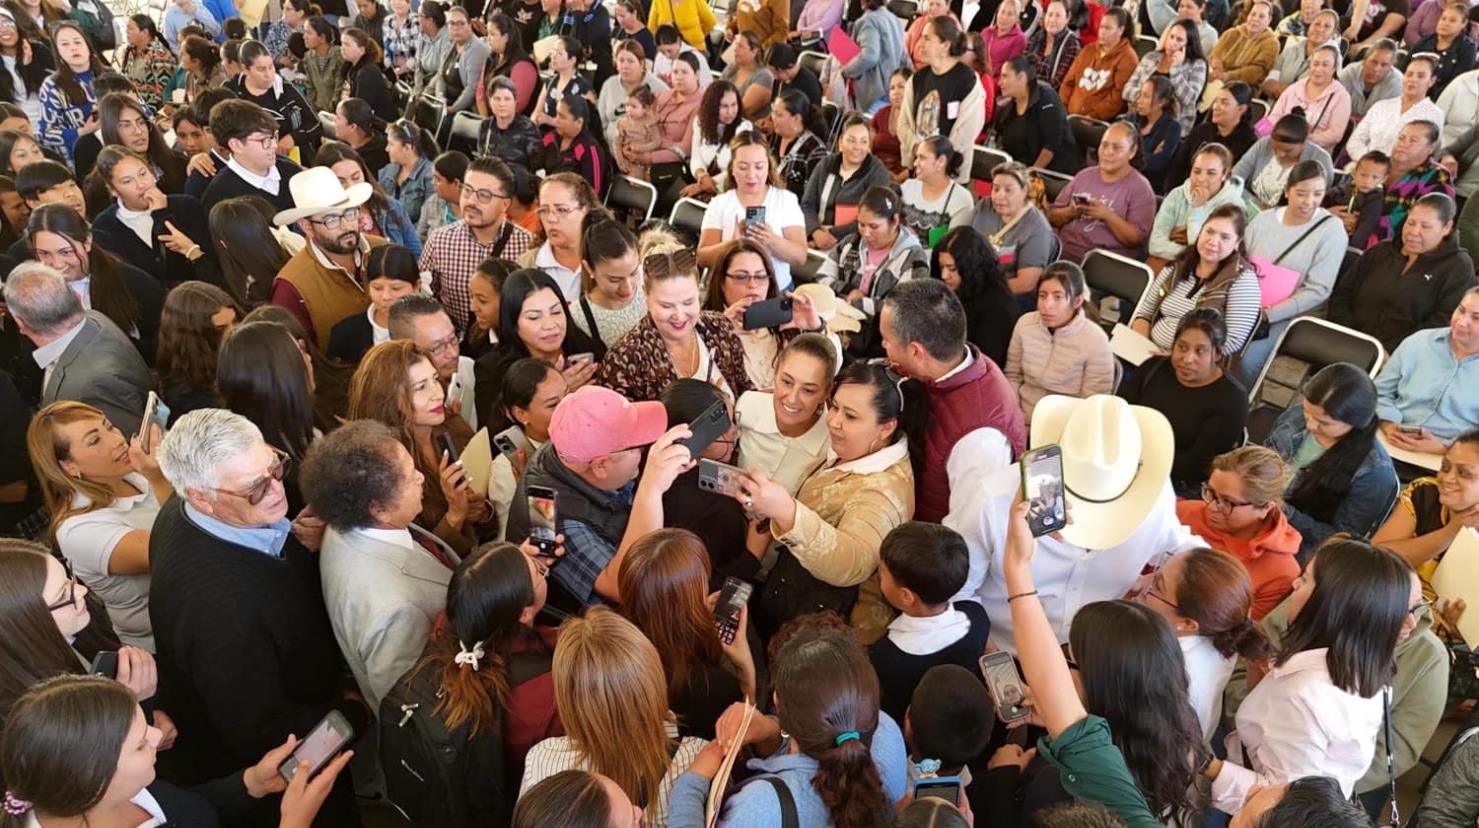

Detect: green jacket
1223,595,1449,794
1037,716,1166,828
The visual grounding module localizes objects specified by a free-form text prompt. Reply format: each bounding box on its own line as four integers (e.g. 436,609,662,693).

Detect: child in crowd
615,85,662,181
903,664,995,819
868,522,992,724
1329,150,1391,250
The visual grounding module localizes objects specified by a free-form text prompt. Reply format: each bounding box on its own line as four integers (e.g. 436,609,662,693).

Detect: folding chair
605,175,659,223
1031,167,1074,203
798,50,828,81
413,94,447,142
1133,34,1160,58
1081,249,1154,330
446,110,484,156
668,197,709,242
972,146,1012,183
1068,115,1110,164
791,249,829,285
1248,98,1270,124
1243,316,1386,443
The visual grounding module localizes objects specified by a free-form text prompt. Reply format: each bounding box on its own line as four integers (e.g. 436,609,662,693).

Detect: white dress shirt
115,201,157,248
31,316,87,389
225,156,283,196
736,390,830,496
1180,634,1237,745
1212,647,1385,813
947,463,1203,654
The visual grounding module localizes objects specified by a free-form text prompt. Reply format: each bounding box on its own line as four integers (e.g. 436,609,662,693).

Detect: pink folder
828,27,861,65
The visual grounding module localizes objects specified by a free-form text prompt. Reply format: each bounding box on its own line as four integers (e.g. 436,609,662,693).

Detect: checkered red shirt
420,219,534,329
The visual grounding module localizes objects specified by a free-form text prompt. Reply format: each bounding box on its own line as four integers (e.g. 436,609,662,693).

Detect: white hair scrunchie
454,640,485,670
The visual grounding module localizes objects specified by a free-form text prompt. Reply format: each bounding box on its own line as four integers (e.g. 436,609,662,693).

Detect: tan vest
274,236,386,349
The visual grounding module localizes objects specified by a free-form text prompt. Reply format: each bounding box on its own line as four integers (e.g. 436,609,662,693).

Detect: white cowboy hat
273,167,373,227
1029,394,1174,551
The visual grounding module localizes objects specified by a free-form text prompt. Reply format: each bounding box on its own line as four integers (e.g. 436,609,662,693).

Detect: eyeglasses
0,18,16,30
1201,483,1261,513
725,270,770,285
425,333,460,355
44,560,78,612
461,182,510,204
307,208,361,229
246,132,280,150
536,202,582,220
1410,598,1434,618
213,449,291,505
643,248,698,279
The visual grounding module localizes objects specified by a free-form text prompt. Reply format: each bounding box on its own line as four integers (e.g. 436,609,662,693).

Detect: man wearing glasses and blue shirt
271,166,389,350
149,408,365,823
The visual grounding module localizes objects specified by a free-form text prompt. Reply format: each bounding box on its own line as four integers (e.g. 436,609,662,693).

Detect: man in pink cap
505,385,669,611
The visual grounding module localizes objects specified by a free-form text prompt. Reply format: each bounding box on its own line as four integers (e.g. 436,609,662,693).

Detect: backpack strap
760,776,799,828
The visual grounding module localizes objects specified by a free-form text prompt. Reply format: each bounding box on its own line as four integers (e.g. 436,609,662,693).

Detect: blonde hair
552,607,675,820
27,402,120,542
1209,445,1290,505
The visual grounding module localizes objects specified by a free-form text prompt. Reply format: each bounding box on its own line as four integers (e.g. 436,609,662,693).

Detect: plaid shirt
420,219,533,329
383,13,419,74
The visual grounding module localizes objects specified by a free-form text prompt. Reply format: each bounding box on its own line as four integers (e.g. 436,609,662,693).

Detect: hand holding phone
742,297,794,330
713,576,753,646
493,425,532,459
526,485,559,557
278,711,355,783
1020,445,1067,538
979,652,1032,724
677,400,731,458
90,650,119,678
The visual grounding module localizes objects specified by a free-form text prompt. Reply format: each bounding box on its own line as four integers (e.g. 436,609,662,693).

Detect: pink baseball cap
550,386,668,464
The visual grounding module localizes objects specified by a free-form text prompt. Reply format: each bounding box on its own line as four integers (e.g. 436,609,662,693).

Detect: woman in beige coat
1005,262,1117,421
735,361,920,644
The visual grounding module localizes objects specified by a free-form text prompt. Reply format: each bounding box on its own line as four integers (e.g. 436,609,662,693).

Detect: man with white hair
3,262,152,435
148,409,363,819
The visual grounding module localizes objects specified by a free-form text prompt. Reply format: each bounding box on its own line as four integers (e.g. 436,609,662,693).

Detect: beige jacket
1005,310,1117,422
776,439,915,643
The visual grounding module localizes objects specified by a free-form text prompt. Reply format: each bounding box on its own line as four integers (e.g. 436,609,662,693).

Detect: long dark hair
0,675,138,825
216,320,316,460
209,195,291,306
1069,601,1208,824
25,204,140,337
126,13,169,53
155,281,239,398
486,12,531,72
702,238,777,312
1169,202,1248,299
776,87,828,142
1169,18,1205,64
47,21,103,106
773,625,886,828
698,79,743,147
931,226,1011,311
412,543,543,735
315,140,394,215
1283,363,1381,523
1278,537,1412,697
617,526,724,700
0,27,48,101
0,540,87,728
497,268,574,358
96,95,180,175
833,361,927,478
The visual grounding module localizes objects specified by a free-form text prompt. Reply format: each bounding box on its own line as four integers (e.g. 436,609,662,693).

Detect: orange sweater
1177,500,1303,621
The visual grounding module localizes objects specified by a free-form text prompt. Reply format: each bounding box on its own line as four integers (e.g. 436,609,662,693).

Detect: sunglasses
642,248,698,279
213,449,291,505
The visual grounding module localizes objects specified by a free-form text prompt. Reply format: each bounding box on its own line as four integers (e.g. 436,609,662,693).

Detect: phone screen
527,488,558,553
1022,446,1067,538
913,779,961,802
715,577,752,624
979,653,1030,721
280,712,353,782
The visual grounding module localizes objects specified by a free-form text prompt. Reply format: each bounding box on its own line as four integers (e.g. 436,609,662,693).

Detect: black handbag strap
578,293,605,347
1272,214,1334,267
761,776,799,828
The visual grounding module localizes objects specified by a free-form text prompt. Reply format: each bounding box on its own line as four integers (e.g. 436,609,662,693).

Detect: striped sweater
1133,260,1263,354
1005,310,1118,421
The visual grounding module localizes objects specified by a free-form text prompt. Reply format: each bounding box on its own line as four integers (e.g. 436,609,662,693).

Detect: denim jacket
373,198,422,259
1264,403,1400,562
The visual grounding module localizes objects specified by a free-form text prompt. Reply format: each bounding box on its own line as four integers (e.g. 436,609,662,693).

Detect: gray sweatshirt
1243,206,1351,323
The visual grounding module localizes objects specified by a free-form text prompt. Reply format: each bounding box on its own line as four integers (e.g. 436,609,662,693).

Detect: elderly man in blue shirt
1376,285,1479,459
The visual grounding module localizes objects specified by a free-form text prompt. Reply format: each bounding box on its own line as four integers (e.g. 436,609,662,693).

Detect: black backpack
378,648,553,828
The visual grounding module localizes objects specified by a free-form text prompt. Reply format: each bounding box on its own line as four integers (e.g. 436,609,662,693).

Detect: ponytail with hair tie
1212,615,1269,663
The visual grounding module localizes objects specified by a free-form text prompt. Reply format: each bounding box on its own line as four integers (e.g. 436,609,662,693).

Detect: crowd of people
0,0,1478,823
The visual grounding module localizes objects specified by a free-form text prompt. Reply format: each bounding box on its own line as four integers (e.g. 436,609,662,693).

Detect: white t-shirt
55,473,159,651
1180,634,1236,745
700,187,805,290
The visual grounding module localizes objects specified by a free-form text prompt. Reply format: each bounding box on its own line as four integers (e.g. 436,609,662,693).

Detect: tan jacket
274,236,385,350
1004,310,1117,422
776,439,915,644
1209,26,1280,87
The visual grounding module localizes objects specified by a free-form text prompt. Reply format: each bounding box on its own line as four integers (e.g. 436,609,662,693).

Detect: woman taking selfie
735,361,922,643
702,238,828,390
27,401,172,651
735,333,836,496
571,218,645,360
1004,261,1114,421
1266,363,1398,563
595,247,752,403
0,675,346,828
473,268,600,427
802,114,891,253
350,339,489,553
696,133,809,291
387,542,561,826
1175,445,1302,619
1119,309,1250,497
617,528,753,739
520,607,707,826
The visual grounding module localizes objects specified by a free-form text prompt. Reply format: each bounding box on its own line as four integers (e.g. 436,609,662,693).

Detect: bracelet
184,244,202,260
1007,590,1038,603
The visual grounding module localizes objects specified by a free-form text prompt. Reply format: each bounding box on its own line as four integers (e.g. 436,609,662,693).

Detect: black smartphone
526,485,558,557
742,297,794,330
677,400,730,458
1020,444,1067,538
979,652,1032,724
713,576,753,645
744,205,766,227
90,650,119,678
436,432,465,486
697,458,747,497
278,710,355,783
912,777,962,802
